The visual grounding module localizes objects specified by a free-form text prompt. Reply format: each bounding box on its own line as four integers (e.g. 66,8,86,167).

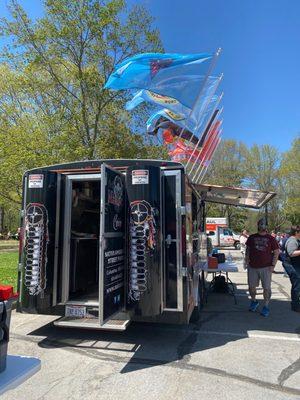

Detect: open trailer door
99,164,129,330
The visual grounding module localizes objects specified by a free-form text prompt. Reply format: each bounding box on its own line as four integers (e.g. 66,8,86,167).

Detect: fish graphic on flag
126,74,221,136
146,94,220,136
105,53,212,92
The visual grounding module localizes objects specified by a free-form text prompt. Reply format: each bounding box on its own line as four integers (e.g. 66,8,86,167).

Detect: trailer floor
3,250,300,400
69,289,99,304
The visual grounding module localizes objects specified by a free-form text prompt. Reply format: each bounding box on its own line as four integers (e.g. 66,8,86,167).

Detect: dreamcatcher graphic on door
128,200,156,301
24,203,49,296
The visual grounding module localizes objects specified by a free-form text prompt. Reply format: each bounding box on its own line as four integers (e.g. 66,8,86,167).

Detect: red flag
203,136,221,166
169,140,201,163
198,120,220,165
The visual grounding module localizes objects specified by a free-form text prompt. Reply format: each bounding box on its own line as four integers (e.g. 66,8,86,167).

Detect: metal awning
194,183,276,209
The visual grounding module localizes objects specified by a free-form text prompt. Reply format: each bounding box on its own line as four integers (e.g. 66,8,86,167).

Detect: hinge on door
18,262,23,271
103,172,107,186
181,267,188,277
180,206,186,216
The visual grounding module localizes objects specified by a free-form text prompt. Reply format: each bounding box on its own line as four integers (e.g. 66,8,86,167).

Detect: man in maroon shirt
245,218,279,317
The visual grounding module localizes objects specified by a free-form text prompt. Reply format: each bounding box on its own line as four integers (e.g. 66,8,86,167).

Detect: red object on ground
0,285,18,301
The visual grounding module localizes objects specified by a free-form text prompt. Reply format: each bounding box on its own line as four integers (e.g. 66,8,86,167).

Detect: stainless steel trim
52,173,61,306
65,300,99,307
61,173,101,304
162,170,183,312
176,170,183,311
99,164,106,325
54,317,130,331
98,164,127,325
19,176,28,302
61,177,72,303
160,168,164,311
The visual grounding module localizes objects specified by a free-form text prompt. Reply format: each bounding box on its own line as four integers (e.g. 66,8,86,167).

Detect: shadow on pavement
26,278,300,376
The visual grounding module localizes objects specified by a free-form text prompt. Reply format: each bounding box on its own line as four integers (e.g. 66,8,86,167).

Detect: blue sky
1,0,299,151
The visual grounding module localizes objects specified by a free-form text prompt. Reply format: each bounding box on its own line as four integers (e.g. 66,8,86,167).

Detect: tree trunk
0,207,4,233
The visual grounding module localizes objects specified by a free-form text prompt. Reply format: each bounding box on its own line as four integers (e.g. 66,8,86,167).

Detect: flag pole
197,134,222,183
186,87,223,173
193,112,223,181
197,137,222,183
197,108,219,147
194,112,223,181
183,72,223,156
177,47,222,143
187,92,223,177
196,127,223,183
196,134,222,184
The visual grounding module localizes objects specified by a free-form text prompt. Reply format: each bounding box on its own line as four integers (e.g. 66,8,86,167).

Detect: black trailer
17,159,275,331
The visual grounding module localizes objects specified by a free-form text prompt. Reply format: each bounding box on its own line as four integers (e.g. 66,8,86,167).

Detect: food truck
205,217,241,249
17,159,275,331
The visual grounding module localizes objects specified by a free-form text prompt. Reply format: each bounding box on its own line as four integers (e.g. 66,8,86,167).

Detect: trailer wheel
234,241,241,250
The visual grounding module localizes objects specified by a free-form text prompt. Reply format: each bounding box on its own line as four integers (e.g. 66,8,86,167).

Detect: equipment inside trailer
64,177,101,305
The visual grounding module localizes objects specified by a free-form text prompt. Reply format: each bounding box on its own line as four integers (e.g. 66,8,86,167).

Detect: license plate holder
65,305,86,318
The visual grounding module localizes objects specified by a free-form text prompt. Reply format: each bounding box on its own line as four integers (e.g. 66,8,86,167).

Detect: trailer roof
194,183,276,209
25,159,184,174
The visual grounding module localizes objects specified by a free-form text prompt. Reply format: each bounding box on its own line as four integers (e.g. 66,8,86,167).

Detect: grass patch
0,251,18,290
0,240,18,247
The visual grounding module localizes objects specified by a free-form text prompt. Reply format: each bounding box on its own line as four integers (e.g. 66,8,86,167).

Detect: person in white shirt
240,230,249,257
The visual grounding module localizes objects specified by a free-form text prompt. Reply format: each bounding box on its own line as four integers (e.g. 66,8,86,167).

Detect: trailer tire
234,241,241,250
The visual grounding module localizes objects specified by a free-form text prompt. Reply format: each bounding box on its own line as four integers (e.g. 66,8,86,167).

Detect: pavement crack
278,357,300,386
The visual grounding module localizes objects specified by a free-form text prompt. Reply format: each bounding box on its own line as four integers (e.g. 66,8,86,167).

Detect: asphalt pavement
2,250,300,400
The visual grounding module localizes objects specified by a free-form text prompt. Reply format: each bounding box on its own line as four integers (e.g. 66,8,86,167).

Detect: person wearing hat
245,218,279,317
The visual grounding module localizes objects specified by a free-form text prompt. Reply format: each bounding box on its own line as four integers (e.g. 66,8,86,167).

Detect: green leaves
280,137,300,224
0,0,164,212
204,138,299,231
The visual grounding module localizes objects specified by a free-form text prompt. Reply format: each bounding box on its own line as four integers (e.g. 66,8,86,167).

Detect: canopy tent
193,183,276,209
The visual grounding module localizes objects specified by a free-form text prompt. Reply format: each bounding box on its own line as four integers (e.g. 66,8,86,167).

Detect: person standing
245,218,279,317
282,226,300,312
239,229,249,258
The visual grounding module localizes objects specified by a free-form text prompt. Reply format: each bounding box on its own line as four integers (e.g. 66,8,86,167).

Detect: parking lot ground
2,251,300,400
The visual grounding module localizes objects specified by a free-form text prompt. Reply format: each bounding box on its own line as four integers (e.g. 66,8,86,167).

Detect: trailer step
65,300,99,307
53,316,131,331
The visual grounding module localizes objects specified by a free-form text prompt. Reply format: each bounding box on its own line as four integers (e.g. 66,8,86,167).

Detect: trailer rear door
162,170,183,311
99,164,126,325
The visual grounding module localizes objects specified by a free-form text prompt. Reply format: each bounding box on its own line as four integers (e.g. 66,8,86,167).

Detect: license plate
65,305,86,318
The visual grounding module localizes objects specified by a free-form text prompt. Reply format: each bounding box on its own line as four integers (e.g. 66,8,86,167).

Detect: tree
243,144,284,231
0,0,164,208
203,139,249,231
280,137,300,224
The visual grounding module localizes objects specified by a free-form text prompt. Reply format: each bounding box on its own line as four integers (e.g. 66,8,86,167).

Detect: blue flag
105,52,213,105
146,95,220,135
126,75,221,134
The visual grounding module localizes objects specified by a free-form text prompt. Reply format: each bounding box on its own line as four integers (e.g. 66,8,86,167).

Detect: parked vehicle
206,217,241,249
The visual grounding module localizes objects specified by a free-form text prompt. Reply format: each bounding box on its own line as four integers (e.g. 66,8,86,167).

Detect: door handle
165,234,172,247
